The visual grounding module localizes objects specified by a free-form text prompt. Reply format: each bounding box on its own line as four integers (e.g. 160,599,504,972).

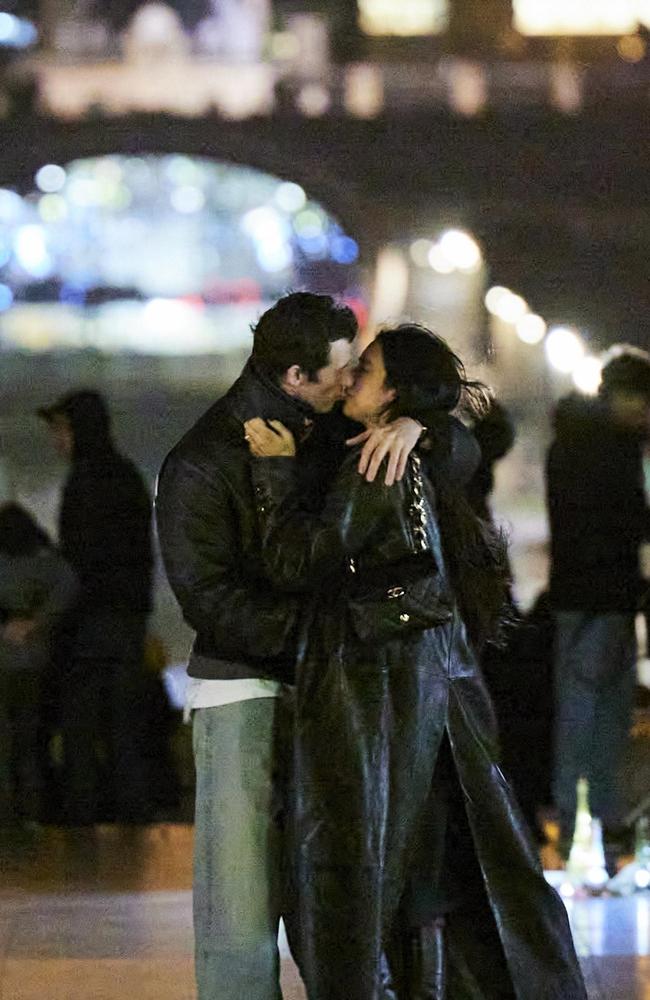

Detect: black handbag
348,573,453,644
347,455,452,644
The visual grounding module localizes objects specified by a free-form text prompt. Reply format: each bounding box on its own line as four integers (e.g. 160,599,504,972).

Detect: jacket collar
228,358,315,438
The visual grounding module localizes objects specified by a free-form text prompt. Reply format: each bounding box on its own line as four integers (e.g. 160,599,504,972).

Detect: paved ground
1,824,650,999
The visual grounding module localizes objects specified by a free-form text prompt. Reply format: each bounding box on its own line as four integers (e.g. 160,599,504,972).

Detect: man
38,390,154,825
155,292,423,1000
546,346,650,862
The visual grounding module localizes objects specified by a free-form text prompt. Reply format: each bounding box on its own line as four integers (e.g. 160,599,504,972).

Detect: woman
0,503,77,828
245,326,586,1000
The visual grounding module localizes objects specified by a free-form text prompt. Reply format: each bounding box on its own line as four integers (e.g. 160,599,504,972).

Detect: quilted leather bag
348,455,452,644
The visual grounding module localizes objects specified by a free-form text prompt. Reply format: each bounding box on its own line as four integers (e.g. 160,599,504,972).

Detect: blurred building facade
2,0,650,618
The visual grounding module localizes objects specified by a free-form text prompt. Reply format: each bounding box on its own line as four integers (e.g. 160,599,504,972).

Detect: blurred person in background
0,503,77,831
463,401,553,840
546,346,650,866
156,292,426,1000
38,390,154,826
464,399,516,524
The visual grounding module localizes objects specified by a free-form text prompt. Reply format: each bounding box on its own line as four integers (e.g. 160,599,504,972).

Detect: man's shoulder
162,391,244,473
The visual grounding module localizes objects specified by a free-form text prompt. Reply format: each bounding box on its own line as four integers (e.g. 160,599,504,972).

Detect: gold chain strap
409,453,429,553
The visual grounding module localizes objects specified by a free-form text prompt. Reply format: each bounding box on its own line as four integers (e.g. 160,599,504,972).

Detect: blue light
298,234,328,258
331,236,359,265
14,225,54,279
0,284,14,312
0,12,38,48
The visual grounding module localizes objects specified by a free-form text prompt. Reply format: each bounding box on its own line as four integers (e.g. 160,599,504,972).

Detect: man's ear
280,364,304,396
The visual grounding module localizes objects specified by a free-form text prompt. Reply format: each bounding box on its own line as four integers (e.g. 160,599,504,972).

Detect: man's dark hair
600,345,650,401
251,292,357,382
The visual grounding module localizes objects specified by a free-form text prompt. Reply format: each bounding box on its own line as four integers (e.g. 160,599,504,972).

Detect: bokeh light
0,283,14,311
572,355,603,394
485,286,528,323
545,325,585,375
409,239,433,267
0,155,361,354
516,313,547,344
437,229,482,272
274,182,307,213
14,225,54,278
428,243,455,274
35,164,67,194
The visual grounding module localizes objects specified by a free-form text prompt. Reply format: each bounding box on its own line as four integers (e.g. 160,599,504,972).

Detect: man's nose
340,367,356,391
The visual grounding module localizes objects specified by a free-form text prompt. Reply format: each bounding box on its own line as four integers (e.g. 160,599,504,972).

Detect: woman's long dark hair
376,324,510,648
0,503,52,557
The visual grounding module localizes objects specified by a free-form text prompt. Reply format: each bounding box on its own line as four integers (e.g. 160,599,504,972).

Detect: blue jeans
192,698,287,1000
553,612,636,845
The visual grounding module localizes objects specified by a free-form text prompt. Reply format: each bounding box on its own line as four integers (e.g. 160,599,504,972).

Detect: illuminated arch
0,154,362,354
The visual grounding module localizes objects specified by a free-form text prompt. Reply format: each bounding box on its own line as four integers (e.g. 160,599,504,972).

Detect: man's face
47,414,74,459
293,337,357,414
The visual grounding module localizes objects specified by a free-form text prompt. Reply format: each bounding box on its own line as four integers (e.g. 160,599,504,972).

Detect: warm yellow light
485,286,528,324
516,313,546,344
545,326,585,375
617,34,647,62
358,0,448,37
572,355,602,394
428,243,455,274
513,0,640,36
485,286,510,315
437,229,482,272
409,239,433,267
270,31,301,61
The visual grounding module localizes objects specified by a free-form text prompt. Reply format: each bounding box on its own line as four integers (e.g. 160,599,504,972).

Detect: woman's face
343,340,396,426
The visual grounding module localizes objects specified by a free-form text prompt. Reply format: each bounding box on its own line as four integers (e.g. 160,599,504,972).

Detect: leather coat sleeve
156,455,298,661
251,452,395,592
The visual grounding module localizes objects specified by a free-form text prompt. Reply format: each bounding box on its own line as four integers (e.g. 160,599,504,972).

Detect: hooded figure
0,503,77,826
38,390,152,615
38,390,154,825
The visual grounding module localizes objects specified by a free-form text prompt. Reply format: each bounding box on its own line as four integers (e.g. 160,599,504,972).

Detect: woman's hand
244,418,296,457
346,417,424,485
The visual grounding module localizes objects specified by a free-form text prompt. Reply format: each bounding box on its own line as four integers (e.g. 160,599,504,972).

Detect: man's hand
347,417,424,486
3,618,37,646
244,418,297,458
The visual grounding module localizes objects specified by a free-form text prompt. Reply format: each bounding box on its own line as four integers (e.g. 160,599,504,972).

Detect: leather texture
155,361,311,681
251,450,587,1000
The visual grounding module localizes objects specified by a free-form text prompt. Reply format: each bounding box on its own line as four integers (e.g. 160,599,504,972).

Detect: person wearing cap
546,346,650,865
38,389,154,825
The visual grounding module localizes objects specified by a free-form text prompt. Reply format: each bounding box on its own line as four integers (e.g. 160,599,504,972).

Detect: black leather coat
251,450,586,1000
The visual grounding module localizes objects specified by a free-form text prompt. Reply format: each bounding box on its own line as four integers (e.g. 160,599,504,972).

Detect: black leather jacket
155,361,326,681
156,357,482,681
250,449,587,1000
